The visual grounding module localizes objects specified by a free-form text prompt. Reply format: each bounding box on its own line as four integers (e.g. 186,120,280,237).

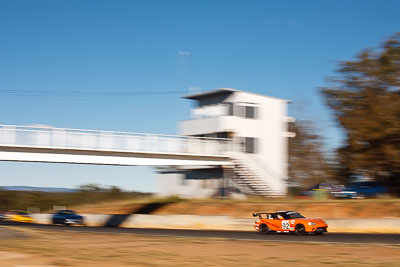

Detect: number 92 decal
282,220,290,230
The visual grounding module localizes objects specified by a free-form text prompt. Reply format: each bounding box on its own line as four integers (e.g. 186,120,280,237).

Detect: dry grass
72,197,400,219
0,227,399,266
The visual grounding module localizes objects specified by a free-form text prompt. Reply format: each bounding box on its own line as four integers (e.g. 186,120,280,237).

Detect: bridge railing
0,124,235,156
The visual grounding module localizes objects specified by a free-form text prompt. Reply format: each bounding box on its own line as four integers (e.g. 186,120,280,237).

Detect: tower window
245,106,256,118
241,137,257,153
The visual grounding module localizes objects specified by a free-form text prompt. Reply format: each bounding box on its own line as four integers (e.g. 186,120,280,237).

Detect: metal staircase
229,153,286,197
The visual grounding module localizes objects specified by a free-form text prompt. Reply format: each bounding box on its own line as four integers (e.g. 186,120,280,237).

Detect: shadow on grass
104,202,170,227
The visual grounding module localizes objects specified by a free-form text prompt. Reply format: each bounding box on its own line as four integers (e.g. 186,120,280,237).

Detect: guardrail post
152,135,158,152
37,128,50,147
0,125,3,144
100,131,113,149
2,125,16,145
52,128,66,147
185,137,191,154
142,134,149,152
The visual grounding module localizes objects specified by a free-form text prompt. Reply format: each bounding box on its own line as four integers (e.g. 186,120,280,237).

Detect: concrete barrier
120,215,243,230
325,218,400,233
31,214,52,224
30,214,400,233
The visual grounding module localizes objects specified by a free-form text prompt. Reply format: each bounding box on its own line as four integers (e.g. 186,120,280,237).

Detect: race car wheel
295,224,306,236
259,224,269,234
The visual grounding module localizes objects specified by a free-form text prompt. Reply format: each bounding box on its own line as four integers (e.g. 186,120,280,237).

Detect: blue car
332,181,388,198
52,210,85,226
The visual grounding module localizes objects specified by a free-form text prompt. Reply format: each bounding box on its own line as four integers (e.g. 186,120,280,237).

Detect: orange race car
253,211,328,235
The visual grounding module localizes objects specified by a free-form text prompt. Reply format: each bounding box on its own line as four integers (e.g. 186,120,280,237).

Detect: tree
288,120,333,190
321,33,400,194
78,184,101,192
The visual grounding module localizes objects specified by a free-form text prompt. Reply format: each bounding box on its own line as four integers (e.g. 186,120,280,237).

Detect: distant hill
0,186,78,193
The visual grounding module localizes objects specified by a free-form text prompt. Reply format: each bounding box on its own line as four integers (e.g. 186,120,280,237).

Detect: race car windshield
286,212,304,219
59,210,76,215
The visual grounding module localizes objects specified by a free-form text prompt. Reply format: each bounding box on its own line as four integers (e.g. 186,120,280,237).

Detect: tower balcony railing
190,103,229,119
0,124,235,157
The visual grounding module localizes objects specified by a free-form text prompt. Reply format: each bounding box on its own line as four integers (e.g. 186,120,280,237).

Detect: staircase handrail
229,152,286,192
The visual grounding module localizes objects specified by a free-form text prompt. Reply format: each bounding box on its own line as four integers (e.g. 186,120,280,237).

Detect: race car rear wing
253,213,270,217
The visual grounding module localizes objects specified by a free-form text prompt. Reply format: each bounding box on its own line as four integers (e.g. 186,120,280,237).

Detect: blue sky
0,0,399,192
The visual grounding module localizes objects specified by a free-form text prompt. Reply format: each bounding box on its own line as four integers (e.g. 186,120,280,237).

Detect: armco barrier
30,214,400,233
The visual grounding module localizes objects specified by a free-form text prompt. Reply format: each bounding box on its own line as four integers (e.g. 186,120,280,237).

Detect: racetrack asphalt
2,222,400,245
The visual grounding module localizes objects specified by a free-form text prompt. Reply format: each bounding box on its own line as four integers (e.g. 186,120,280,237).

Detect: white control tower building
157,88,293,198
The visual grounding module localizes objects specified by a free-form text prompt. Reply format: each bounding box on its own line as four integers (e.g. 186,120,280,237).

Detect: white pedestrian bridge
0,124,235,166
